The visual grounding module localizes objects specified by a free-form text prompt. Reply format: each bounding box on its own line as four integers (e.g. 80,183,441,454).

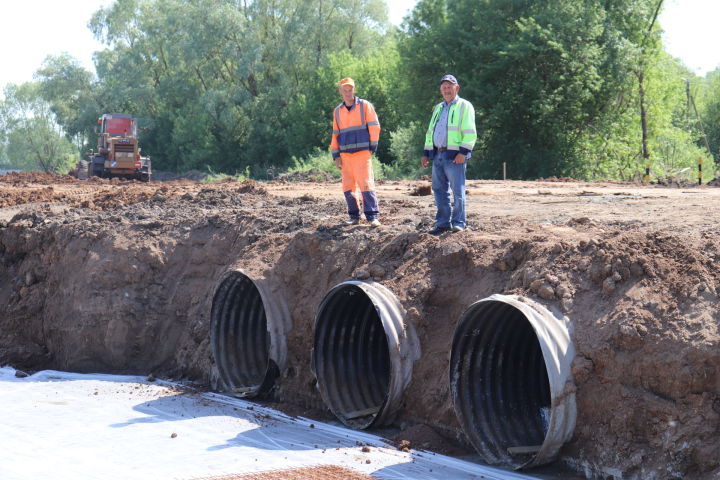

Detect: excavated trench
1,179,720,479
211,272,572,468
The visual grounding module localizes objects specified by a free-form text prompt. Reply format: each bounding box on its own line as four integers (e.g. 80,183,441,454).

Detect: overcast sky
1,0,718,97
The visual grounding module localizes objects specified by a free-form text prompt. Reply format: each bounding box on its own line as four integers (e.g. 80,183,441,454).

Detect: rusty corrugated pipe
210,269,290,398
312,281,420,429
450,294,576,469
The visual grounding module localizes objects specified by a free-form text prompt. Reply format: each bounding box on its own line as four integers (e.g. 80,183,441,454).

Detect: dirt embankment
1,172,719,479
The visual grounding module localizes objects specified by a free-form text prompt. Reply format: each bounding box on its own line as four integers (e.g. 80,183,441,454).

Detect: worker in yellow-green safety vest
421,74,477,235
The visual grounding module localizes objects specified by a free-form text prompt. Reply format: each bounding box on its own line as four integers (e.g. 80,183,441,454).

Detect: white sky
0,0,113,95
660,0,720,76
0,0,718,98
388,0,418,26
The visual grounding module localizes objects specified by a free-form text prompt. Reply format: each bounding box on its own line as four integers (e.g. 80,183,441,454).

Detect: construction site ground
1,171,719,479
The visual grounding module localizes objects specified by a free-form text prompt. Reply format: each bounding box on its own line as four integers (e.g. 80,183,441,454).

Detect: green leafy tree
0,99,9,168
637,51,712,181
1,83,78,173
395,0,453,132
400,0,664,180
385,121,425,179
576,48,714,181
697,68,720,179
34,54,98,152
0,132,8,169
86,0,390,175
286,42,402,168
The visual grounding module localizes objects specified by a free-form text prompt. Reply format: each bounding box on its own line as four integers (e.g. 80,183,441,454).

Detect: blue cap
440,74,458,85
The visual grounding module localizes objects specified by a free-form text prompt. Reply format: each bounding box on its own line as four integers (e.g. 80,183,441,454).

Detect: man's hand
421,156,429,168
335,157,342,169
453,153,466,164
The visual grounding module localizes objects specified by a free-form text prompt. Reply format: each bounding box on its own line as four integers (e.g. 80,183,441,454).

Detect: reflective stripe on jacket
423,96,477,155
330,97,380,158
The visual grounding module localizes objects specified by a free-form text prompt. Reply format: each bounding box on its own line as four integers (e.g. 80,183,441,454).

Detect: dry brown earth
1,172,719,479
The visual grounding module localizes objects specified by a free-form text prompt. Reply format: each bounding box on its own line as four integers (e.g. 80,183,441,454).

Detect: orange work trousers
340,151,375,192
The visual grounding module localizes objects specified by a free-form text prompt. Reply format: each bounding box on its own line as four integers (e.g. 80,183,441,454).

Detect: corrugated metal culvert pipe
450,294,576,469
313,281,420,429
210,269,290,398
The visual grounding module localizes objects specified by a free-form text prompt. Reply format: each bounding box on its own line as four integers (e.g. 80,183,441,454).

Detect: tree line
0,0,718,182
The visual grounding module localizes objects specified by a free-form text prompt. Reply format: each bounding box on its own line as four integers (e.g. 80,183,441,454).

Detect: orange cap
338,77,355,88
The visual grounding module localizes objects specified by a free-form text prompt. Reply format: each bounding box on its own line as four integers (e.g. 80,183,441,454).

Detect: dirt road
1,172,718,479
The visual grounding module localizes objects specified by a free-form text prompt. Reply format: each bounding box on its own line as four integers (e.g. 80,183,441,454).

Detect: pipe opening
211,270,278,398
450,295,575,469
313,281,418,429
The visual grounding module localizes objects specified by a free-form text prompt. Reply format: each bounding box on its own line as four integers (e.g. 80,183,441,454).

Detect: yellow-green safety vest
424,97,477,154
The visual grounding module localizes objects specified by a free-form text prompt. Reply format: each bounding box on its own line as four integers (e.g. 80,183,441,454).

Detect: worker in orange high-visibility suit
330,77,382,227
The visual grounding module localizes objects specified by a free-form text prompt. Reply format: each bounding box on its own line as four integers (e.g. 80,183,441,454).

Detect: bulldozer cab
103,116,136,136
98,114,137,150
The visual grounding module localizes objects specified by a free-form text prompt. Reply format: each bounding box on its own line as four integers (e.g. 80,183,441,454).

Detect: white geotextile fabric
0,368,538,480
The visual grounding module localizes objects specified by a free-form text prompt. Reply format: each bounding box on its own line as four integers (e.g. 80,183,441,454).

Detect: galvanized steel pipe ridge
210,269,291,398
450,294,576,469
313,281,421,429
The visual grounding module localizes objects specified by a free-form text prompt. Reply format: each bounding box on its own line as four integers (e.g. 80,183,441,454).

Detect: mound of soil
409,183,432,196
151,170,210,182
389,424,469,456
276,169,339,183
536,176,582,183
1,174,719,479
0,171,79,185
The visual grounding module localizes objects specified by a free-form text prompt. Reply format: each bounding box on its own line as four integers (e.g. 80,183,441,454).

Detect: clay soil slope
1,172,719,479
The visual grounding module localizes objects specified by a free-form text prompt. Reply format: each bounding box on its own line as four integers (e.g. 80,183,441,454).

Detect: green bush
651,128,715,183
288,147,387,182
202,165,250,183
383,122,426,180
288,148,341,180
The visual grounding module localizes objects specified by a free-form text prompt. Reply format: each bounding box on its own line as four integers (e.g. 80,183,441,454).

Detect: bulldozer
77,113,152,181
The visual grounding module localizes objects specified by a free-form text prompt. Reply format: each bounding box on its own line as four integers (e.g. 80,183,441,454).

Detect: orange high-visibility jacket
330,97,380,158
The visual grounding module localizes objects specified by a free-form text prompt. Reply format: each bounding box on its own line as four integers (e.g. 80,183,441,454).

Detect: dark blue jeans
431,150,467,229
343,190,379,220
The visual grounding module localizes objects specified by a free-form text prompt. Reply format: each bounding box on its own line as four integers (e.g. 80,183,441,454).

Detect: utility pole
638,71,650,167
683,78,714,184
637,0,664,182
684,78,713,158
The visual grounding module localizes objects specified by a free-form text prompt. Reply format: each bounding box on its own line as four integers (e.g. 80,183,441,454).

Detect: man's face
339,85,355,104
440,81,460,103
